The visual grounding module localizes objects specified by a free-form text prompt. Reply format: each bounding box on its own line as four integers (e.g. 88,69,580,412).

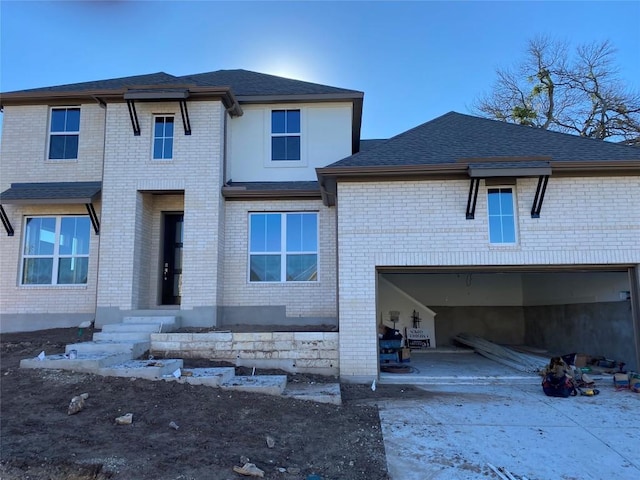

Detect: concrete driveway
378,382,640,480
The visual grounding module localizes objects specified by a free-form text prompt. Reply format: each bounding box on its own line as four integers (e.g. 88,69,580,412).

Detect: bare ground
0,327,428,480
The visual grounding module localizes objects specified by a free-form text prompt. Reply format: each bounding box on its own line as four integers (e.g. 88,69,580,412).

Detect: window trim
487,186,518,245
266,108,306,167
20,215,91,286
152,115,175,160
248,211,319,283
47,106,80,161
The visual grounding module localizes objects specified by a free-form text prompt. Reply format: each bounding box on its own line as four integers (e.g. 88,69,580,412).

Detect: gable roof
317,112,640,206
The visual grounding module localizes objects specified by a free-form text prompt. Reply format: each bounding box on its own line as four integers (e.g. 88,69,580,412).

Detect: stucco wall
150,331,339,376
337,177,640,381
226,103,353,182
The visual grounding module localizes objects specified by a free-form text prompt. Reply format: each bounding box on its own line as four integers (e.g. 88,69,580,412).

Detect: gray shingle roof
3,73,182,94
2,69,362,97
180,70,362,97
329,112,640,167
0,182,102,204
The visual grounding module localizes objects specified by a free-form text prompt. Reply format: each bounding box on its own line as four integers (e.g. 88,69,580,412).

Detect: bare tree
474,36,640,144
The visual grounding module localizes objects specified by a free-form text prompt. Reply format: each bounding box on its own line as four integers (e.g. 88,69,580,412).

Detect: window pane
57,257,88,284
24,217,56,255
155,118,165,137
286,110,300,133
272,110,285,134
59,217,90,255
487,189,501,213
489,216,503,243
286,214,302,251
502,216,516,242
22,258,53,284
286,136,301,160
272,137,286,160
49,136,66,159
286,254,317,281
50,109,67,132
164,117,174,136
153,139,164,159
250,214,281,252
301,213,317,250
500,190,514,215
66,108,81,131
286,213,317,252
63,135,79,159
164,138,173,159
250,255,281,281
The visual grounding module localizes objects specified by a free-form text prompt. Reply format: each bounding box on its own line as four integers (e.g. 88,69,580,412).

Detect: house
1,71,639,382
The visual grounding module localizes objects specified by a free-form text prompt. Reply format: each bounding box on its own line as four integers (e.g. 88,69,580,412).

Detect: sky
1,0,639,140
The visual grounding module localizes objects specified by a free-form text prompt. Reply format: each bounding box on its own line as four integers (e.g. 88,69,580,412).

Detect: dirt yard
0,327,427,480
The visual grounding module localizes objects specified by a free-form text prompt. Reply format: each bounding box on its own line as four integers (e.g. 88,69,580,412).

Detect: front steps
19,315,341,402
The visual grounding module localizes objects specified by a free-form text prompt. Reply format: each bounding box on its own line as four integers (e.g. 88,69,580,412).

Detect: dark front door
162,213,183,305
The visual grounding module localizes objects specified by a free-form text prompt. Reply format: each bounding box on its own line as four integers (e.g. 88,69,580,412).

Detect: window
48,107,80,159
249,212,318,282
271,110,300,161
487,188,516,243
153,116,174,159
21,216,91,285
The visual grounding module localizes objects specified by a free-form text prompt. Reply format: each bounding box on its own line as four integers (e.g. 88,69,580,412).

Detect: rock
265,435,275,448
240,456,250,465
115,413,133,425
232,463,264,477
67,395,85,415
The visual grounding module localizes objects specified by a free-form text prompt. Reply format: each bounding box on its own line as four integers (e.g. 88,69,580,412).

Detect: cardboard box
399,348,411,363
575,354,590,368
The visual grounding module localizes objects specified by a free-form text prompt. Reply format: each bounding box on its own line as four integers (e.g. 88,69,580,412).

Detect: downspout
93,99,108,325
630,266,640,372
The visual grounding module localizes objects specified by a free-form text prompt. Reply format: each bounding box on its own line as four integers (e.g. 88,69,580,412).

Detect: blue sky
1,0,639,139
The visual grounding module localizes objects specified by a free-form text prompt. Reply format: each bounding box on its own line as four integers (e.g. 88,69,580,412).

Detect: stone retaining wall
150,332,339,376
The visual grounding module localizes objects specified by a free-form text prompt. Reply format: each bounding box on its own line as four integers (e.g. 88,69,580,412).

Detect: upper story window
249,212,318,282
271,110,300,161
153,116,174,160
48,107,80,160
487,187,517,244
21,216,91,285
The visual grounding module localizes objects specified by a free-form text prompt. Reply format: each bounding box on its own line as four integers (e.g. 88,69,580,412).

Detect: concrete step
93,331,153,342
102,323,165,334
20,352,132,373
122,316,180,328
99,359,184,380
167,367,236,387
66,340,150,358
282,382,342,405
221,375,288,396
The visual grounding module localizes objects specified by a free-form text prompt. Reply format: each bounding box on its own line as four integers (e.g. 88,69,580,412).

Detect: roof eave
221,187,321,200
316,161,640,206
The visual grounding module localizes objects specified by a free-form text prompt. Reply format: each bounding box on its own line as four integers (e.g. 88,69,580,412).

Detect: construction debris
265,435,275,448
453,334,547,374
169,421,179,430
67,393,89,415
115,413,133,425
232,462,264,477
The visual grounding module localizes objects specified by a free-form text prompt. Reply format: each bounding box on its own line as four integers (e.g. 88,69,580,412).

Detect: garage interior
376,266,639,380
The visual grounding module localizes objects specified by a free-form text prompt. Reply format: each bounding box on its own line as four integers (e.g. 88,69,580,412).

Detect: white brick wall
337,177,640,379
222,199,337,318
0,104,105,325
97,101,226,314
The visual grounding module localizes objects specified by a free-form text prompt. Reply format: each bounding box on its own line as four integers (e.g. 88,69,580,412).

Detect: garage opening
376,266,639,380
